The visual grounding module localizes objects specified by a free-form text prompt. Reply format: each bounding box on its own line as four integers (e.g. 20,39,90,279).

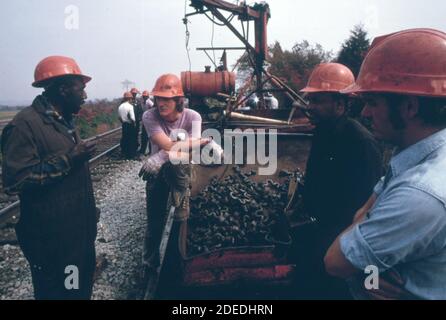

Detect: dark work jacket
303,116,383,234
1,95,97,269
133,101,143,124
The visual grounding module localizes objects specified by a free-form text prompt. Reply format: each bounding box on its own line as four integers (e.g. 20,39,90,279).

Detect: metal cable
183,0,193,98
203,11,235,26
211,13,216,68
184,0,192,73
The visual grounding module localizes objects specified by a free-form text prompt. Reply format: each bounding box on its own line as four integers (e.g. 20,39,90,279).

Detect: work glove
138,150,169,181
67,140,97,167
190,139,223,165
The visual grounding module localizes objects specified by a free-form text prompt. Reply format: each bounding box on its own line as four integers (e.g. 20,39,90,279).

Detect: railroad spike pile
187,166,303,256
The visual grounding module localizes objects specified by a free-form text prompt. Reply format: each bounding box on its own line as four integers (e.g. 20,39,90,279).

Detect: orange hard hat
142,90,150,97
151,74,184,98
130,88,139,94
342,28,446,97
300,63,355,93
123,92,133,99
32,55,91,88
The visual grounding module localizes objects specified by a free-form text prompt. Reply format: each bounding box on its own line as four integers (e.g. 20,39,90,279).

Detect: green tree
269,40,332,92
336,24,370,77
235,40,332,99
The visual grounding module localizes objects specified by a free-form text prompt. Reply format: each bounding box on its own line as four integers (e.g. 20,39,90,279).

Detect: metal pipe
196,47,246,51
223,128,314,137
0,201,19,225
144,205,176,300
227,112,291,125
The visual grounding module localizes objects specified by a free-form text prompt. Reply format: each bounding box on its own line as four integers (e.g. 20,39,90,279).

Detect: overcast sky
1,0,445,105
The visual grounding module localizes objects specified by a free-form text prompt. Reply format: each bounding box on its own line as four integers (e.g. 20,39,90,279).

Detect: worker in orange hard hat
139,90,153,155
296,62,382,299
142,90,151,103
118,92,138,159
123,91,133,99
1,56,98,300
141,90,153,109
325,29,446,300
139,74,210,287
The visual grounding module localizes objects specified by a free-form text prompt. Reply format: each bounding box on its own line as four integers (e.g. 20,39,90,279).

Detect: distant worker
325,29,446,300
246,95,259,109
138,74,210,284
118,92,137,159
1,56,98,300
264,92,279,109
140,90,153,155
130,88,144,154
142,90,154,110
299,62,383,299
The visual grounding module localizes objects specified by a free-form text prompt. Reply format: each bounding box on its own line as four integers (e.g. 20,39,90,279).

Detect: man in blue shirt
324,28,446,300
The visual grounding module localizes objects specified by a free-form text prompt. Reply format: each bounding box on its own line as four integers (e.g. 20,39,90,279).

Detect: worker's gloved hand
67,141,97,167
139,150,169,181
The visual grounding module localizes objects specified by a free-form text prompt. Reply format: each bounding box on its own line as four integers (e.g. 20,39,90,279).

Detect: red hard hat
301,63,355,93
151,74,184,98
130,88,139,94
32,56,91,88
123,92,133,99
342,28,446,97
142,90,150,97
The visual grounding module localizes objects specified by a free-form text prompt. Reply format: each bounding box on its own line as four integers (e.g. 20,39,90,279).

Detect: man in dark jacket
1,56,98,300
130,87,144,156
299,63,383,299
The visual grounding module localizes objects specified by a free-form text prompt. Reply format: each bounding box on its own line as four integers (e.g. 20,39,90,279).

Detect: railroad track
0,127,123,226
0,119,13,132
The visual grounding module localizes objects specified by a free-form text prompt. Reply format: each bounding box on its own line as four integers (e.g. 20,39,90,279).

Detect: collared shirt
341,128,446,300
142,98,154,112
118,101,135,123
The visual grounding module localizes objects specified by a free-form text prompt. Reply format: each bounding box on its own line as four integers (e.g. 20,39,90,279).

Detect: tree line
236,24,370,104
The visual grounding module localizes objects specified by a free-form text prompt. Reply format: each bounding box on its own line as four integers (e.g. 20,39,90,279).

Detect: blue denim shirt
340,128,446,300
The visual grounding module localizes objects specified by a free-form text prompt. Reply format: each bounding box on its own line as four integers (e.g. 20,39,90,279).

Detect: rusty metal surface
183,264,295,287
191,134,312,197
184,246,286,272
181,71,235,97
178,133,311,288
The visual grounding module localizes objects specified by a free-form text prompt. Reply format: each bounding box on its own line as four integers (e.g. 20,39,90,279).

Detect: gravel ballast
0,159,148,300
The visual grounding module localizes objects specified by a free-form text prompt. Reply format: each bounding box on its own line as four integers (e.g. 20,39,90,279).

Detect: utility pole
121,79,135,92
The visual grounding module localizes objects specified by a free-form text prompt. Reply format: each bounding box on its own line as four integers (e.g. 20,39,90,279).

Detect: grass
0,111,17,121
